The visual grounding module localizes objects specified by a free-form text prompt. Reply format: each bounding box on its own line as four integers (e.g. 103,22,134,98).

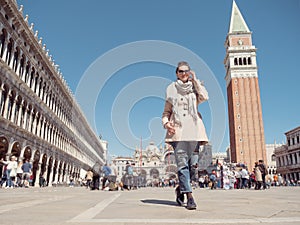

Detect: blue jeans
6,169,13,187
170,141,200,193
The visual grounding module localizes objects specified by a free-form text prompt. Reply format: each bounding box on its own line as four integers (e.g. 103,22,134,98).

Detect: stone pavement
0,186,299,225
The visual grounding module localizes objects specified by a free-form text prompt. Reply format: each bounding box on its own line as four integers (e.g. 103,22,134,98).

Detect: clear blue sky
17,0,300,158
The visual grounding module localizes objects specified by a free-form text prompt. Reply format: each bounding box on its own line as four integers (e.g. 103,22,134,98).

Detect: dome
145,142,160,156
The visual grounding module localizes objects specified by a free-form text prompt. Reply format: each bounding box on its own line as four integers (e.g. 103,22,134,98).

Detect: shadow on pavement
141,199,179,207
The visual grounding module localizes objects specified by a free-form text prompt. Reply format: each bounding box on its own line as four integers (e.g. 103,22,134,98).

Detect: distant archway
150,168,159,179
23,147,32,161
0,136,8,178
0,136,8,159
32,150,40,186
11,142,21,158
46,156,53,185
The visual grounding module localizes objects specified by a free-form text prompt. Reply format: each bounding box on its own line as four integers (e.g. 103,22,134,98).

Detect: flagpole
140,136,142,173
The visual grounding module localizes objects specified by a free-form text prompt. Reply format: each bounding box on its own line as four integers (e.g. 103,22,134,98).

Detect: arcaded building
0,0,105,186
224,1,267,168
275,126,300,183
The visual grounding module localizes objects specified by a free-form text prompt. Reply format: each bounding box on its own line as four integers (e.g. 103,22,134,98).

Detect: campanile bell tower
224,1,267,168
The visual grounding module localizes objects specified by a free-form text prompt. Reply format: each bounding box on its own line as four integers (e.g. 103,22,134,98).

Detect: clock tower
224,1,267,168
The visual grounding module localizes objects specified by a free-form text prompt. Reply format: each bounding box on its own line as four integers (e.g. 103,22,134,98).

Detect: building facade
266,143,282,175
110,142,214,186
132,142,177,186
275,126,300,183
112,156,134,182
224,1,267,168
0,0,105,186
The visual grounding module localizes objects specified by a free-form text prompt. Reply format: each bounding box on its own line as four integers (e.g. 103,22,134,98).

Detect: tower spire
229,0,250,33
225,1,267,169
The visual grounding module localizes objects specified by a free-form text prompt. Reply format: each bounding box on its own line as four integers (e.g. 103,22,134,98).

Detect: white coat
162,79,209,143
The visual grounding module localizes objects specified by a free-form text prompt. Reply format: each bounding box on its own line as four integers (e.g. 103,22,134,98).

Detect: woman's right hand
165,122,175,135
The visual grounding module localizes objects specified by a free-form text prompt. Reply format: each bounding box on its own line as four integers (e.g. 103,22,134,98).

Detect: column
27,107,33,132
16,54,22,76
9,47,15,69
53,165,59,185
296,151,300,165
17,100,23,127
35,77,40,96
3,90,11,119
32,113,38,135
34,160,42,187
31,74,37,93
1,36,8,62
26,69,32,87
20,62,26,82
22,105,29,130
36,116,42,137
40,117,45,139
0,84,4,115
48,160,54,187
10,95,17,123
59,165,64,184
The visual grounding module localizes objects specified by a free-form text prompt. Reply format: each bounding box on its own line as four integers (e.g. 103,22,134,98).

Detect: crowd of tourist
1,157,299,190
0,156,32,189
153,160,299,190
81,160,141,191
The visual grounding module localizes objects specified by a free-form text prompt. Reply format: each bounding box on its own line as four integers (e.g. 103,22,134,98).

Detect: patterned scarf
169,80,198,125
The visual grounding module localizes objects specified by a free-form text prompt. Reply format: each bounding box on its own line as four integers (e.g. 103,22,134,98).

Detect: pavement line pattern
68,193,121,222
0,195,72,214
68,217,300,224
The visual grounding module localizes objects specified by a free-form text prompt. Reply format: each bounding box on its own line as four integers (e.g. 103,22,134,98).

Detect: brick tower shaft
224,1,267,169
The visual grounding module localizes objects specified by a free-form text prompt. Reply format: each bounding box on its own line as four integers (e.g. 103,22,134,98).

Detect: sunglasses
178,70,190,74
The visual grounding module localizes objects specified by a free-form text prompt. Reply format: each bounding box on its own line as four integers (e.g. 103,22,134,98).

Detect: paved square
0,186,299,225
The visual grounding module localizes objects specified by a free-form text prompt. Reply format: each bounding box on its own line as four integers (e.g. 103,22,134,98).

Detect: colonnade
0,0,105,185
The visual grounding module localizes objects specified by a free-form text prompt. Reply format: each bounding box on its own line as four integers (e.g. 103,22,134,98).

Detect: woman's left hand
189,70,196,81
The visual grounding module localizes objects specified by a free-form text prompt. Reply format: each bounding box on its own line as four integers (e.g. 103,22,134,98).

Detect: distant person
108,161,118,191
91,163,101,190
254,162,262,190
1,155,18,188
209,170,217,190
21,159,32,188
110,160,118,177
258,159,267,189
101,164,111,190
16,160,23,187
162,61,209,210
39,172,46,187
123,161,133,190
85,170,93,189
240,166,249,189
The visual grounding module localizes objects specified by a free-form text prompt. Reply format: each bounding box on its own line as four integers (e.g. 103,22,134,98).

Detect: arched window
6,38,14,65
234,58,238,65
29,67,35,89
34,73,39,93
243,57,247,65
12,47,20,72
0,85,8,116
239,58,242,65
19,55,25,77
271,154,276,161
7,90,16,121
248,57,252,65
14,95,22,124
24,62,30,83
0,29,7,58
20,100,27,129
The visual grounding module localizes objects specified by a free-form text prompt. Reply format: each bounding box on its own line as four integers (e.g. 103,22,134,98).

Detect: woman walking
162,61,209,210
